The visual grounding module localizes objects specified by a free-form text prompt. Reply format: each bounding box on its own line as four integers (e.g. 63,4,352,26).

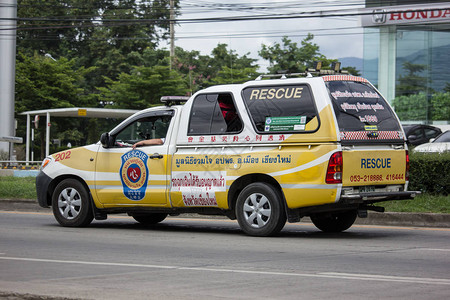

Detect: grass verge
0,176,37,200
0,176,448,213
382,194,449,214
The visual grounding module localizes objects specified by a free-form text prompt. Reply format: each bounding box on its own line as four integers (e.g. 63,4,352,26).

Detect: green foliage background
392,92,450,121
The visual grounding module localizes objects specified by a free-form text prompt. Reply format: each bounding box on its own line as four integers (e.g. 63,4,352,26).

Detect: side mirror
429,138,436,143
100,132,111,148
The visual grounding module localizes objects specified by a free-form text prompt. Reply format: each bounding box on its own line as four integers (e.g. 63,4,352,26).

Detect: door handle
150,153,163,159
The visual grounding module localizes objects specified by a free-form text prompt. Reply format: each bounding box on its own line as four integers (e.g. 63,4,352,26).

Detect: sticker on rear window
331,90,380,100
264,116,306,132
364,125,378,131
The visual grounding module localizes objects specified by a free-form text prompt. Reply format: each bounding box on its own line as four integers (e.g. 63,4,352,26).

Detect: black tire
132,213,168,225
236,182,286,237
52,178,94,227
310,210,357,233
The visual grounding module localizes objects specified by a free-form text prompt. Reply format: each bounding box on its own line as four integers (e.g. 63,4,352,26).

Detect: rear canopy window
242,85,318,133
326,80,403,141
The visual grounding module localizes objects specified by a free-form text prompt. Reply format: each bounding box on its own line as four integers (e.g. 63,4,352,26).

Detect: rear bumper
341,190,420,204
286,190,421,222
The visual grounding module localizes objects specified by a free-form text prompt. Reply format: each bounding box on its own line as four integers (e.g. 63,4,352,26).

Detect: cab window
188,93,243,135
242,84,318,133
114,115,172,147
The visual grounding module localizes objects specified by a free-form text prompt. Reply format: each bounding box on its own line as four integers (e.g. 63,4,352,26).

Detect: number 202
54,150,71,162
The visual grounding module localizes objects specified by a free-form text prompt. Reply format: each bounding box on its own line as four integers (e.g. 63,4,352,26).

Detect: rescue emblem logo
120,149,149,200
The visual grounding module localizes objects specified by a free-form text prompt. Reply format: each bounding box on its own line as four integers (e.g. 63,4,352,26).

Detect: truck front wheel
236,183,286,236
52,178,94,227
310,210,357,233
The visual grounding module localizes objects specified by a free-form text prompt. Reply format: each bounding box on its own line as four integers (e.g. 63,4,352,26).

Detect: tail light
326,151,343,184
405,150,410,181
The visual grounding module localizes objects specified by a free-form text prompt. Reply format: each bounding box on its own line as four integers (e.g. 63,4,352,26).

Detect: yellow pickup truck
36,73,418,236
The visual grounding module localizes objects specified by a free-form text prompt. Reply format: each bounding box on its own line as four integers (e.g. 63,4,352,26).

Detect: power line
2,7,448,32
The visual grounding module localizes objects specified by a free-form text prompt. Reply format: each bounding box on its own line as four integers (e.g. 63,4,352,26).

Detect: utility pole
0,0,17,158
169,0,175,69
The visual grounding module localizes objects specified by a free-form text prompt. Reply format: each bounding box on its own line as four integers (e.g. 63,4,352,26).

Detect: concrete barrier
0,169,39,177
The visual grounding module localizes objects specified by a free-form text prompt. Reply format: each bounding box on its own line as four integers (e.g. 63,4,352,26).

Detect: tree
430,92,450,121
392,92,450,121
342,66,361,76
85,0,177,86
392,93,428,121
210,44,257,75
259,34,334,74
17,0,180,99
444,82,450,93
174,44,258,92
15,52,94,158
210,66,259,85
173,47,212,93
396,61,428,96
17,0,177,58
98,65,189,109
15,52,91,112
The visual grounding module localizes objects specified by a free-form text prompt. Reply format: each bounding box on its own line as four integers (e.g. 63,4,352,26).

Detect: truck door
170,93,243,209
94,110,174,207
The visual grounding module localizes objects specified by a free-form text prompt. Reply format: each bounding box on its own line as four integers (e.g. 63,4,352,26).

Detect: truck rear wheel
310,210,357,233
52,178,93,227
236,182,286,236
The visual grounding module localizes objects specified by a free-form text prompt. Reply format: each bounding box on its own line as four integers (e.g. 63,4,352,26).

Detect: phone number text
349,173,404,183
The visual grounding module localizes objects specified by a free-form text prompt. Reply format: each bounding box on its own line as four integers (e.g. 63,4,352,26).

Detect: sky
164,0,366,71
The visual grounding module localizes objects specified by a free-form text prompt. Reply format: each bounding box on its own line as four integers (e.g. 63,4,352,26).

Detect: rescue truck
36,69,419,236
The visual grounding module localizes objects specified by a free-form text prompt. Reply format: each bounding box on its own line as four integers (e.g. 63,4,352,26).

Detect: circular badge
120,150,149,200
121,159,147,190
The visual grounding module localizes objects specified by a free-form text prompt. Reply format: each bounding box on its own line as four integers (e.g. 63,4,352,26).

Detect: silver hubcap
58,187,82,219
243,193,271,228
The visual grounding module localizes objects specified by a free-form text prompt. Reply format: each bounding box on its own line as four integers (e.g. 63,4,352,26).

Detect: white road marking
420,248,450,252
322,272,450,285
0,256,449,286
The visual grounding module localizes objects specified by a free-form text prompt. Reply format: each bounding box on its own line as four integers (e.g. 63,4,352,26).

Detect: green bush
409,151,450,195
431,92,450,120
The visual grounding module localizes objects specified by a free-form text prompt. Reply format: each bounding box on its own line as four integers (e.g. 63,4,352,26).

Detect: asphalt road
0,210,449,300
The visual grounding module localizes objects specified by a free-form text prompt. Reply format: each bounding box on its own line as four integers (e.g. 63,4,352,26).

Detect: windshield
434,131,450,143
326,80,403,142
